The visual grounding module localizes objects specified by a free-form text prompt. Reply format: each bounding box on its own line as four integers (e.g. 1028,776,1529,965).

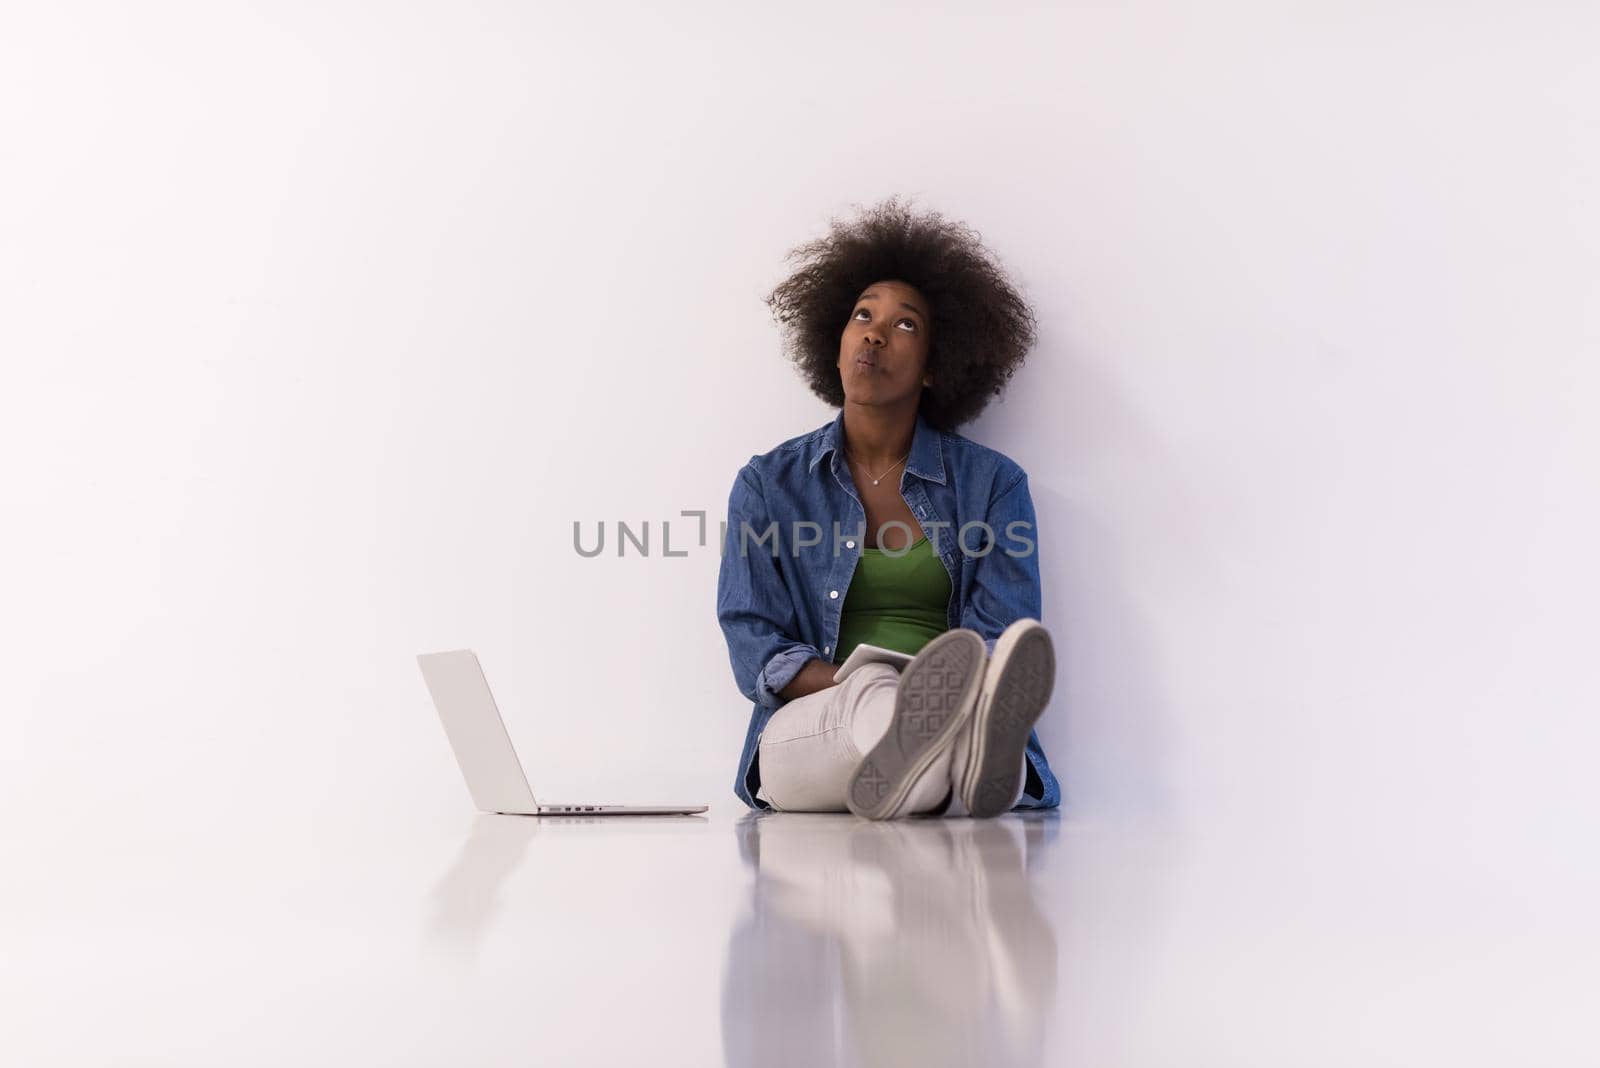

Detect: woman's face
837,279,932,409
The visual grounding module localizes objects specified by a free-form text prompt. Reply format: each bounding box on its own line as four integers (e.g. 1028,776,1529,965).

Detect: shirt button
829,590,839,599
824,645,831,655
846,540,855,549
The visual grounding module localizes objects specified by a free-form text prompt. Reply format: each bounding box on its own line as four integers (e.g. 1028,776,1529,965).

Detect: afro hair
764,194,1039,431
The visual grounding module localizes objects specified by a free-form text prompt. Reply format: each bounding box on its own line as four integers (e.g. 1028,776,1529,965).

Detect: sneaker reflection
721,814,1059,1068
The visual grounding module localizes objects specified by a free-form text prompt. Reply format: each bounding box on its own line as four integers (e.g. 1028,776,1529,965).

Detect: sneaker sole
848,630,985,821
962,625,1054,818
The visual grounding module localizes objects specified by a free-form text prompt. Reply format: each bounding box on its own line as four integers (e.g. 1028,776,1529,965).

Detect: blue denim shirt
716,407,1062,810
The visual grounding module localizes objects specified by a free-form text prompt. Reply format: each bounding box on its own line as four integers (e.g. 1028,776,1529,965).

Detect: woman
716,196,1061,820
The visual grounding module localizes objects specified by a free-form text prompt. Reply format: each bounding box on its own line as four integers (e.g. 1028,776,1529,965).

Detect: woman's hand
776,657,839,701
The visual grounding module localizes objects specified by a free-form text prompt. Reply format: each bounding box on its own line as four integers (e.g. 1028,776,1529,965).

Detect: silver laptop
417,649,707,816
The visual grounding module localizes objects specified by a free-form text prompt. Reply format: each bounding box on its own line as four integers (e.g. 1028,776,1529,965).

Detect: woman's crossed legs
755,658,1030,817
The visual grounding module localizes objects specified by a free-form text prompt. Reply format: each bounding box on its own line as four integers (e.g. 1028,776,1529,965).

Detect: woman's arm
715,465,828,707
958,467,1044,654
776,658,838,701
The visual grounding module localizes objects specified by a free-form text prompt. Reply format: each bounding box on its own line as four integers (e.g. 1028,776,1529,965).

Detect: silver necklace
846,448,910,487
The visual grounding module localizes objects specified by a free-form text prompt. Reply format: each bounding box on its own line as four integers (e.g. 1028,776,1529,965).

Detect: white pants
755,662,1027,815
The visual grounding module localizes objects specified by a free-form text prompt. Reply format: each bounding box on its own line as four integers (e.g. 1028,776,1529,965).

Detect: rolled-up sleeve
958,469,1044,655
716,465,822,707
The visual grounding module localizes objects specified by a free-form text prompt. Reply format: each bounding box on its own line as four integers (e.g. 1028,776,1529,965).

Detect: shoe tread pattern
849,634,982,820
968,630,1055,818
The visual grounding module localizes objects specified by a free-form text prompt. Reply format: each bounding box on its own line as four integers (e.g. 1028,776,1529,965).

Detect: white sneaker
954,619,1055,818
847,628,986,821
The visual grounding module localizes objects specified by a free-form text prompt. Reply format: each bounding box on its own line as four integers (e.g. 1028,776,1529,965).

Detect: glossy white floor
6,797,1591,1067
8,2,1600,1063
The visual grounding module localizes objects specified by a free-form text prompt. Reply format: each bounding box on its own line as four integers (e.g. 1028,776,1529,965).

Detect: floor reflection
722,813,1060,1068
424,813,710,966
425,814,538,964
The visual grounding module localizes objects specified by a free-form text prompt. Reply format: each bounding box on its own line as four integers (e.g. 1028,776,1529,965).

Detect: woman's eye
853,308,917,332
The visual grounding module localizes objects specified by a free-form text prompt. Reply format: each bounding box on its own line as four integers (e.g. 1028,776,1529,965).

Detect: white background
3,3,1598,1063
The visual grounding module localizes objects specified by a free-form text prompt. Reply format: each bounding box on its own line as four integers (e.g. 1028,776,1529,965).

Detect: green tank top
832,534,953,665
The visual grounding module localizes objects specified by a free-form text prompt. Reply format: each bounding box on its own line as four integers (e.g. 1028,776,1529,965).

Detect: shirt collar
807,407,947,486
